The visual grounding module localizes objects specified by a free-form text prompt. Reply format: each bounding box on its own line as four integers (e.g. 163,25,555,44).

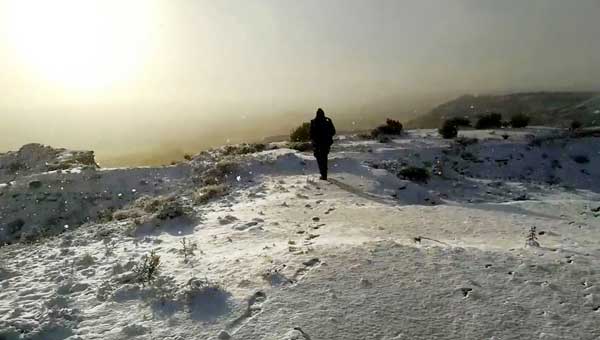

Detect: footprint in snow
284,328,312,340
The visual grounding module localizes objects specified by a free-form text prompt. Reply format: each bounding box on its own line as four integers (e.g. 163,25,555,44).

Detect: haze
1,0,599,165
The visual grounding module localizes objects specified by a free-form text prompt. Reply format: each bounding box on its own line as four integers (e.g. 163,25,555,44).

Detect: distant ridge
407,91,600,128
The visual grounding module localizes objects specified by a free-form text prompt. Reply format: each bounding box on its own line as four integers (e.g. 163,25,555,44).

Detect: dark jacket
310,116,336,147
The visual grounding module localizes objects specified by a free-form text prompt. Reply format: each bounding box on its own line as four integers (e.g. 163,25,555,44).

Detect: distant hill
407,92,600,128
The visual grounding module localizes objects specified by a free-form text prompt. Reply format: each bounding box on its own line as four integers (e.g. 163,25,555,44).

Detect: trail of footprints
228,258,322,337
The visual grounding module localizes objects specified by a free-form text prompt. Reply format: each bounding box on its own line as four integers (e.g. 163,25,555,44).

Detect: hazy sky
1,0,599,164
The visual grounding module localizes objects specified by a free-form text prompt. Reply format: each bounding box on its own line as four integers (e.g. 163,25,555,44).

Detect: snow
1,129,599,339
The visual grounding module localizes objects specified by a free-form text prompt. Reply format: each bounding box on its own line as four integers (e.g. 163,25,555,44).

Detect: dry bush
131,195,186,219
193,184,228,205
201,160,238,185
223,143,266,156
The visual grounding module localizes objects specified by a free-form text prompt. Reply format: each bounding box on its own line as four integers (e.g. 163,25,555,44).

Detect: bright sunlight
2,0,158,91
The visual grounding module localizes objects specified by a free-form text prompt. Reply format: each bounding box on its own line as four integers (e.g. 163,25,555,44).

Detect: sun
2,0,158,91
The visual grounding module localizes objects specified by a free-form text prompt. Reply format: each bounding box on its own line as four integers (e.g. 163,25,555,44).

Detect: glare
2,0,158,91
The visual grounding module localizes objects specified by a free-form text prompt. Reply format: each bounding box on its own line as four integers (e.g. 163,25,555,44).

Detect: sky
1,0,599,164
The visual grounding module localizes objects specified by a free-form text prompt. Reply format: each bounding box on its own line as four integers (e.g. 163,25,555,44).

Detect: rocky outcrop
0,143,98,182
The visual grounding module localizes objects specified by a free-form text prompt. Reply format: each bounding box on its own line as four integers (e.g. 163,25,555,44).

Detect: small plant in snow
179,237,200,263
134,250,161,286
183,277,229,307
76,252,95,267
525,226,540,247
103,239,117,257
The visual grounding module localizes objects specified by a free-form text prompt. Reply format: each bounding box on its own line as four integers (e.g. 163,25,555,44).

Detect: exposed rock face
0,144,191,246
0,143,98,182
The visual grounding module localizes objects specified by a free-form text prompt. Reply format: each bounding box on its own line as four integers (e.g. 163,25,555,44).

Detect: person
310,108,336,180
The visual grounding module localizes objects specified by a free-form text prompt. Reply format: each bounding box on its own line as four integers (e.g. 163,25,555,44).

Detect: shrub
7,161,26,174
223,143,266,156
179,237,199,263
447,117,471,127
193,184,228,205
134,250,161,285
571,155,590,164
371,119,403,137
438,120,458,139
201,160,238,185
475,113,502,129
377,135,391,143
525,226,539,247
287,141,313,152
570,120,582,131
510,113,530,128
290,122,311,142
398,166,430,183
156,199,186,220
183,278,230,314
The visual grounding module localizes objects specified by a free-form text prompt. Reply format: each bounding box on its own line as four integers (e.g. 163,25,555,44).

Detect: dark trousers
313,145,330,179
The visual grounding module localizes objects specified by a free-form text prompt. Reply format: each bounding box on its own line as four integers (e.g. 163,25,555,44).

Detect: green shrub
371,119,403,137
290,122,311,142
398,166,430,183
447,117,471,127
510,113,530,128
475,113,502,129
134,250,161,286
438,120,458,139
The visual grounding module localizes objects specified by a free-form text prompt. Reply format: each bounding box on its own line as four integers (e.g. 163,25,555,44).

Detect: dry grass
193,184,229,205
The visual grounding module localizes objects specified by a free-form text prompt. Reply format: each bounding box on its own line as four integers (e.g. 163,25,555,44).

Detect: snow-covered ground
1,129,599,339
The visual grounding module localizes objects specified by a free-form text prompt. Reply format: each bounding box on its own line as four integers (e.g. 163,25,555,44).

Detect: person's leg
314,147,324,179
321,146,330,180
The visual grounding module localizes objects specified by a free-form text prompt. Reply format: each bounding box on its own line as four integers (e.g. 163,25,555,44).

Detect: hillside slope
408,92,599,128
1,131,600,339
